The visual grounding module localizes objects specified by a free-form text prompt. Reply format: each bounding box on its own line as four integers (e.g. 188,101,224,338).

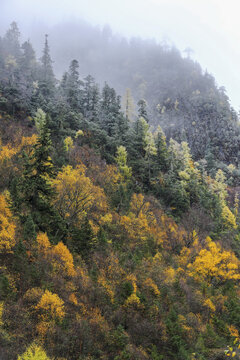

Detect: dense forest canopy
0,21,240,360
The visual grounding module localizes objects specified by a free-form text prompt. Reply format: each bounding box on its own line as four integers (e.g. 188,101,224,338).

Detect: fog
1,0,240,109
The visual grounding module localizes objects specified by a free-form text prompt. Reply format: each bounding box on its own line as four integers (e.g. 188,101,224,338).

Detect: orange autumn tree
52,165,107,228
0,193,16,252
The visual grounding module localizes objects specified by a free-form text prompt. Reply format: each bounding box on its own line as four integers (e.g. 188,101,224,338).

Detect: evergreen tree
71,217,96,258
82,75,100,121
154,125,169,172
23,214,37,241
66,59,82,111
100,82,121,137
137,99,148,123
39,34,55,99
3,21,21,60
11,110,61,236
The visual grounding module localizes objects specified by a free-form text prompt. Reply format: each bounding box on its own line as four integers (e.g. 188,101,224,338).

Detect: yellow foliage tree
35,290,65,322
64,136,74,152
36,232,51,252
36,233,75,277
222,205,237,229
0,302,4,328
52,241,76,277
187,237,240,283
143,278,160,296
17,342,51,360
0,193,16,252
0,134,37,164
52,165,107,227
120,193,156,245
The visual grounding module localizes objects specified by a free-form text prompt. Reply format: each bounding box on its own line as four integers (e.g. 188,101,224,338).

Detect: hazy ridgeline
1,19,240,166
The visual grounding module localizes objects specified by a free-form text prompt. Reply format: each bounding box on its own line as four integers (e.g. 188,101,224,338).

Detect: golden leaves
187,238,240,283
52,165,108,227
0,193,16,252
52,241,76,277
35,290,65,322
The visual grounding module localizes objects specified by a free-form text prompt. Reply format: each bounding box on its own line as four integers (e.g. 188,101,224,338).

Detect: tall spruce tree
82,74,100,121
100,82,121,137
66,59,82,111
39,34,55,100
3,21,21,60
11,110,63,237
137,99,148,123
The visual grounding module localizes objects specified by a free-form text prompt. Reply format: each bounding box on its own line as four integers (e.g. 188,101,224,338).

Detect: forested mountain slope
29,20,240,165
0,22,240,360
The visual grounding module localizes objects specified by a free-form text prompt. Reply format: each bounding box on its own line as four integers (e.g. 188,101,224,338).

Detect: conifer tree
71,217,96,258
39,34,55,99
11,110,61,236
100,82,121,137
3,21,21,60
137,99,148,123
82,74,100,121
154,125,168,171
66,59,82,111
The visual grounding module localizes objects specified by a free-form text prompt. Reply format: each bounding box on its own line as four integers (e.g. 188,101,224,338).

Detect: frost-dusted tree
133,116,149,157
137,99,148,123
82,74,100,121
20,40,36,71
18,40,38,112
100,82,121,137
66,59,82,111
39,34,55,99
127,116,150,185
3,21,21,60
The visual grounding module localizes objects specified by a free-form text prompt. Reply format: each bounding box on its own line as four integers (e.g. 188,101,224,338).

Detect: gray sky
1,0,240,110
